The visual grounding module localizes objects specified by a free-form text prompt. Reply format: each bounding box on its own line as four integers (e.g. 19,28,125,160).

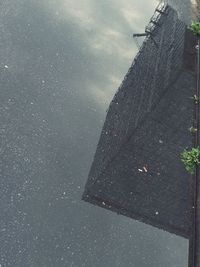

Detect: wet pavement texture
0,0,192,266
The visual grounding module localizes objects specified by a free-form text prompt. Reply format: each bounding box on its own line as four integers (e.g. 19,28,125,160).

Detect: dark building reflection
83,4,196,239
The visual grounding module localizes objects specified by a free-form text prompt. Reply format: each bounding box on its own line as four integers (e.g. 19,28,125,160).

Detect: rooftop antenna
132,33,148,49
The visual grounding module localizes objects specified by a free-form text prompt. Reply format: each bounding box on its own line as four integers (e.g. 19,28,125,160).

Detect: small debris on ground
143,166,148,172
189,127,197,133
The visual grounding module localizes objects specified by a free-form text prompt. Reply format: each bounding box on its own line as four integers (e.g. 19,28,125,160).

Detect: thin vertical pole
196,39,200,149
190,37,200,267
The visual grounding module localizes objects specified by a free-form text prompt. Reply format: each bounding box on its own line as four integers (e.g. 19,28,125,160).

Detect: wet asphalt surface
0,0,192,266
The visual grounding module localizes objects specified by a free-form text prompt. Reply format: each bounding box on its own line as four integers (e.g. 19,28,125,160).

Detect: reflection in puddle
0,0,190,266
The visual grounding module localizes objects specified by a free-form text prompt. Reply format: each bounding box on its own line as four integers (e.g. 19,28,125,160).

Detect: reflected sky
0,0,189,266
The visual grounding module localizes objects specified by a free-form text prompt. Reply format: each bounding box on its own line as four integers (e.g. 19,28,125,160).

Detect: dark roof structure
82,4,197,240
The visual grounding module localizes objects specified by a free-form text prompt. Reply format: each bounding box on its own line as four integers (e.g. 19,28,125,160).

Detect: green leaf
180,147,200,174
189,21,200,35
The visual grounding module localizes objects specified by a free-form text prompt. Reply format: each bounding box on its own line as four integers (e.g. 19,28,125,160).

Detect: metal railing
133,1,168,49
145,1,168,34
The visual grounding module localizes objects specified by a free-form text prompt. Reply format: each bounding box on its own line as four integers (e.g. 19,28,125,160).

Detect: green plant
181,147,200,174
189,21,200,35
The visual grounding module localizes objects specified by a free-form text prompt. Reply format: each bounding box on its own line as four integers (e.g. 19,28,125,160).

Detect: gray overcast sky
0,1,189,266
